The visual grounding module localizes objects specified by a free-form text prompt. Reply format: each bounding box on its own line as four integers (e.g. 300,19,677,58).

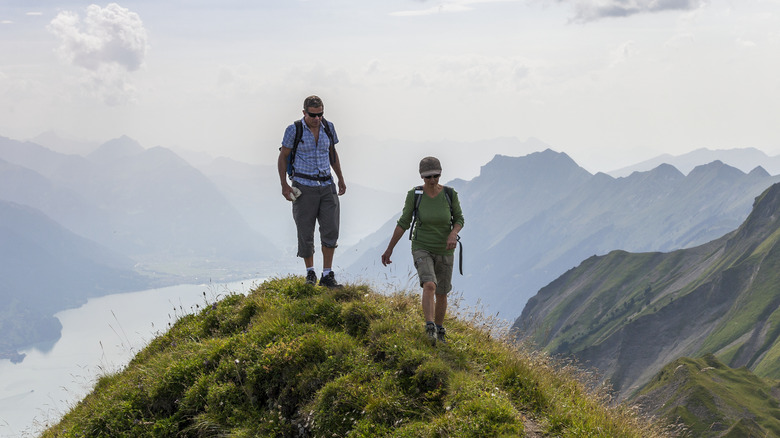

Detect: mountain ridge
515,182,780,400
41,278,670,437
609,147,780,177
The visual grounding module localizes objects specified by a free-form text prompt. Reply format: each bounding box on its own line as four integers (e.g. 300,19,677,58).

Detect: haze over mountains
610,147,780,177
346,150,780,322
3,131,780,365
0,134,280,359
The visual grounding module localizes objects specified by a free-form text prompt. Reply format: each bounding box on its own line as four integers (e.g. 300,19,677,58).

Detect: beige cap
419,156,442,177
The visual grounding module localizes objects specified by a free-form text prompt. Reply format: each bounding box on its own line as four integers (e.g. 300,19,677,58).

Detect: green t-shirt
397,187,465,255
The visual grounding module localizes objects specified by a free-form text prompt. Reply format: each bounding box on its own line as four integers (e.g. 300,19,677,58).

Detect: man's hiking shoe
305,270,318,285
319,271,343,289
426,322,437,346
437,326,447,344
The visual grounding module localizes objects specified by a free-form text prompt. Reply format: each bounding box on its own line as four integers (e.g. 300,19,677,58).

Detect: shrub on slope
43,278,670,437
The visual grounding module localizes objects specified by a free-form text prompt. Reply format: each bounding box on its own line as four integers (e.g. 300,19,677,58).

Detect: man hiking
278,95,347,287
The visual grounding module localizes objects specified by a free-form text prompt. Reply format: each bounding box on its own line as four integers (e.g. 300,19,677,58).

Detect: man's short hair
303,95,323,109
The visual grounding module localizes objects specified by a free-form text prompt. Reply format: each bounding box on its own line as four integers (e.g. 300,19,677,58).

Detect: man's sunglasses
306,111,324,118
424,174,441,179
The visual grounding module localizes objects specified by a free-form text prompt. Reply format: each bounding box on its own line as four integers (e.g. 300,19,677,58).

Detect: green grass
636,355,780,437
42,277,670,437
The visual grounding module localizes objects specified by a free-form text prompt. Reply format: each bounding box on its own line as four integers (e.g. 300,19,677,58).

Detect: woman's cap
419,156,442,177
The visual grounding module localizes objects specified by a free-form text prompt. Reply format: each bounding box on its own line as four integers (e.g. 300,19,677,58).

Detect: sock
426,321,435,326
307,267,315,273
436,324,443,330
322,268,332,276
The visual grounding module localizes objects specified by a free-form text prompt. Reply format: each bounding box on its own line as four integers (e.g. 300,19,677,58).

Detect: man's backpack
409,185,463,275
282,119,336,179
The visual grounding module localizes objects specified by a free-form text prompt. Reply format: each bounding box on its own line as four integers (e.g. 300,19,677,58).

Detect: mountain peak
481,149,587,177
87,135,145,164
728,182,780,246
686,160,745,180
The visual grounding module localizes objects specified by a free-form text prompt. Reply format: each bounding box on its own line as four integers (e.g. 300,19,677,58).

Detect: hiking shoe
305,270,318,285
426,322,437,346
319,271,343,289
437,326,446,344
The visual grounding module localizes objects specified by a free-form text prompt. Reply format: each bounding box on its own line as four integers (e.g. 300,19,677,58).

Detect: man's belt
295,173,332,182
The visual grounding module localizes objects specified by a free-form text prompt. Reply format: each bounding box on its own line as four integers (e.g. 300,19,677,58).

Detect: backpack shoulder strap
409,186,424,240
321,118,337,165
442,186,463,275
443,186,453,207
285,120,303,177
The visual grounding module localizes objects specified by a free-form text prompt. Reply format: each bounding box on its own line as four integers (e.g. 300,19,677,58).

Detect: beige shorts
413,249,454,295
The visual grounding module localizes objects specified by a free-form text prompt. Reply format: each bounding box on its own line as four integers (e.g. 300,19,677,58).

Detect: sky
1,0,780,174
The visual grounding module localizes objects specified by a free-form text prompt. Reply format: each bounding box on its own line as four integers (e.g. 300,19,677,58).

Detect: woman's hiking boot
426,322,437,346
437,326,446,344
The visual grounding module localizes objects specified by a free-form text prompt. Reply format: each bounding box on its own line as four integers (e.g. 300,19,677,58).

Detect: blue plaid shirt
281,118,339,187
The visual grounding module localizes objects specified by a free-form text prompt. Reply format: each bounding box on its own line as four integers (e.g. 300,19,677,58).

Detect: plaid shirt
281,118,339,187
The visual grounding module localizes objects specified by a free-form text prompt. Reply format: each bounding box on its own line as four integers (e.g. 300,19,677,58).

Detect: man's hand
281,184,293,201
338,179,347,196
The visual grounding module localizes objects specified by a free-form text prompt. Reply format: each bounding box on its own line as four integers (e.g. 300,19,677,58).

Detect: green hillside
633,355,780,438
515,183,780,398
43,277,668,437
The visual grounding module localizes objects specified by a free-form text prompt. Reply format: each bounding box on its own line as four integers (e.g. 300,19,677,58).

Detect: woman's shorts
412,249,454,295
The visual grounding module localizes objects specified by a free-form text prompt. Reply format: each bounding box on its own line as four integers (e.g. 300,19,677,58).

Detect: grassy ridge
43,277,668,437
634,354,780,437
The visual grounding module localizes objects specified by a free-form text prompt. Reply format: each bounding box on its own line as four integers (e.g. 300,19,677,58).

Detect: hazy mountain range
4,132,780,362
345,150,780,323
0,135,279,358
0,199,149,361
609,146,780,177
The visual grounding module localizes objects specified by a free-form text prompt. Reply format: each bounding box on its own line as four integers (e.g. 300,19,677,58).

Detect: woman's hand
446,232,459,250
381,248,393,266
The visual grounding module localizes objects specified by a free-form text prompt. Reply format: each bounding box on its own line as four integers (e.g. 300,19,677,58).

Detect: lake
0,279,264,438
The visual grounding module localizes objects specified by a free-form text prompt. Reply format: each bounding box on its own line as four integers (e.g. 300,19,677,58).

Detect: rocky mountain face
515,182,780,400
346,149,780,321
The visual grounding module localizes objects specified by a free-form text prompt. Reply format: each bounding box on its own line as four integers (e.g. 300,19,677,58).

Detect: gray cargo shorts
413,249,454,295
292,182,340,258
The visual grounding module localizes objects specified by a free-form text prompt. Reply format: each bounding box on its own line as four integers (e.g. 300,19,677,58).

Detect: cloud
391,0,519,16
566,0,707,23
47,3,148,105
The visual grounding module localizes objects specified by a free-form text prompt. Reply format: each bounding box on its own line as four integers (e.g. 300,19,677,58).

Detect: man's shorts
412,249,454,295
292,182,340,258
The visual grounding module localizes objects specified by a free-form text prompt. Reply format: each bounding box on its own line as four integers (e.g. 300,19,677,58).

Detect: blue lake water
0,279,264,437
